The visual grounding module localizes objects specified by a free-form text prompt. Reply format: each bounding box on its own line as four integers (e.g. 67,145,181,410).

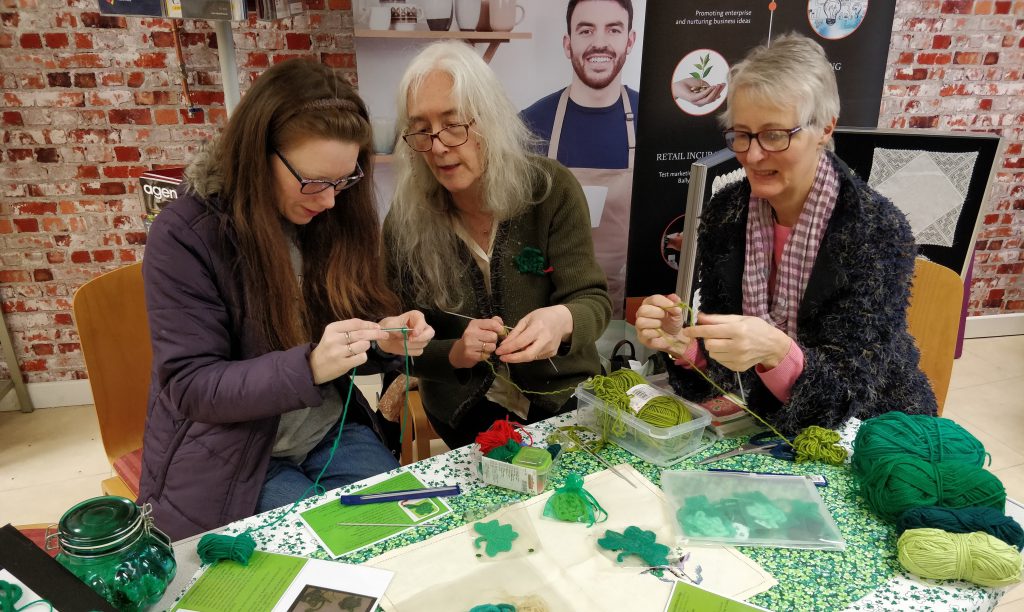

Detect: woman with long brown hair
139,58,433,539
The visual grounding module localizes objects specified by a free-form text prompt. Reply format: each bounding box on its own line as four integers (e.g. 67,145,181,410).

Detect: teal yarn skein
860,455,1005,522
590,370,692,428
897,528,1023,588
852,411,986,476
897,506,1024,551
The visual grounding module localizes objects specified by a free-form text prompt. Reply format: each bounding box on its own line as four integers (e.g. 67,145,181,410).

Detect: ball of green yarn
897,506,1024,551
860,455,1005,522
852,411,986,476
591,370,692,428
897,528,1023,587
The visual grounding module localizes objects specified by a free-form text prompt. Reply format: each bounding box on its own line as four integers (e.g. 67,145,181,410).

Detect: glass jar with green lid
47,495,176,612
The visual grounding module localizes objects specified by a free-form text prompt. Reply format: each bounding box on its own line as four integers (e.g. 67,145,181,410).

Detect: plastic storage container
661,470,845,550
48,496,177,611
575,384,711,467
474,444,560,495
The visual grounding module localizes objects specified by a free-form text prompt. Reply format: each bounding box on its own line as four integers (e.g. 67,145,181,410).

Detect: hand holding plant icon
672,50,726,110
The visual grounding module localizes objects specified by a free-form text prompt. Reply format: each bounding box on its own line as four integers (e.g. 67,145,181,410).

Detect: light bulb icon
822,0,842,24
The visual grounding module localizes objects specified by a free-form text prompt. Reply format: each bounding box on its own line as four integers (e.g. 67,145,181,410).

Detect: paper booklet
172,551,393,612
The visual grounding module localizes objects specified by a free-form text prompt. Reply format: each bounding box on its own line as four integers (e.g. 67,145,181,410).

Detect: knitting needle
440,309,559,373
563,430,637,488
334,522,442,529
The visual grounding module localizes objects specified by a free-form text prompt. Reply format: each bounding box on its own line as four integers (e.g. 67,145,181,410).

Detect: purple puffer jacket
139,162,392,540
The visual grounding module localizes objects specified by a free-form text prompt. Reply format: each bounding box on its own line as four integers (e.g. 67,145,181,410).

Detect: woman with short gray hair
636,33,936,433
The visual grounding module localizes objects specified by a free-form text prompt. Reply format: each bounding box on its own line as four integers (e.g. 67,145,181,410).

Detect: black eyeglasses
402,120,475,153
274,150,364,195
723,126,803,153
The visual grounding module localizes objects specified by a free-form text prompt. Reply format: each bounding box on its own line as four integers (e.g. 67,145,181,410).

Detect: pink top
674,223,805,403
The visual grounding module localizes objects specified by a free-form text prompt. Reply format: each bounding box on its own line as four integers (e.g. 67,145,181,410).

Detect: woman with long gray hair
384,41,611,448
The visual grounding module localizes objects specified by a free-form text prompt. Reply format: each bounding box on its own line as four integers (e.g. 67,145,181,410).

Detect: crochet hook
339,484,461,505
440,309,559,372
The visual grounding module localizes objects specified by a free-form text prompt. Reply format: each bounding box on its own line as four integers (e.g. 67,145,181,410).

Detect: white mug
488,0,523,32
454,0,481,31
371,117,397,155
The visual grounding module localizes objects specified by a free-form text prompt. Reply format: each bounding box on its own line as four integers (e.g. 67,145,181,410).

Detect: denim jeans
256,420,399,513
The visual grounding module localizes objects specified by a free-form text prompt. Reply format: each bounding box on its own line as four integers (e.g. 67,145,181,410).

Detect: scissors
696,431,797,466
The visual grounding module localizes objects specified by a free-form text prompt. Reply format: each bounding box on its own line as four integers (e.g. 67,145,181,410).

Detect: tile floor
1,335,1022,608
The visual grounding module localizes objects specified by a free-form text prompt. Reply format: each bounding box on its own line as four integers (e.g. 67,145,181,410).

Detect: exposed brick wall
1,0,355,382
881,0,1024,314
0,0,1020,383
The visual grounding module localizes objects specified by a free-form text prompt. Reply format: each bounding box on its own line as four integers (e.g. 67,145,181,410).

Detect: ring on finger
346,345,354,357
345,331,352,342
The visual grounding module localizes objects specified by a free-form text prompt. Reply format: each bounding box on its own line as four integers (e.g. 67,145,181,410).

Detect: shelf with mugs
353,28,531,63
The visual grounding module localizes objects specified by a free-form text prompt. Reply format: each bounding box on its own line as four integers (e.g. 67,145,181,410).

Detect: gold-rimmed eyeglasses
402,120,476,153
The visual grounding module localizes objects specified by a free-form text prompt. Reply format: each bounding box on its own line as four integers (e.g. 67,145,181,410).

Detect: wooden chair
72,262,150,499
906,258,964,416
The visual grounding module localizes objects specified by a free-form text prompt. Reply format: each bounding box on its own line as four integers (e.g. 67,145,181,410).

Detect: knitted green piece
737,491,787,530
473,520,518,557
543,472,608,527
679,495,736,538
597,526,670,567
513,247,550,276
469,605,516,612
792,425,847,465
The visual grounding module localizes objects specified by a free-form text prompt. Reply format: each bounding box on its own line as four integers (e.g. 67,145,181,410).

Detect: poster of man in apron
520,0,641,319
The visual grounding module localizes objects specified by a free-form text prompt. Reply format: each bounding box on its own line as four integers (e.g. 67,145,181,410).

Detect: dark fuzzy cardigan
667,152,937,434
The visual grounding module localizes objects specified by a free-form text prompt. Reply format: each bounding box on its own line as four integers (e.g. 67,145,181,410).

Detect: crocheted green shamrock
597,526,670,567
473,520,519,557
513,246,552,276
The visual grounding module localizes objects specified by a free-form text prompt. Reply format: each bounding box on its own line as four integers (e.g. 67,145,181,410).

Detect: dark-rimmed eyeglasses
723,126,803,153
274,150,364,195
402,120,476,153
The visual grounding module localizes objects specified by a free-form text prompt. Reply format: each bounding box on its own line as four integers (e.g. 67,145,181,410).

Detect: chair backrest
72,262,151,465
906,258,964,415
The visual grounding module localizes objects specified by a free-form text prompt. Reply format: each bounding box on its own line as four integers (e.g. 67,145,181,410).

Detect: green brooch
514,246,553,276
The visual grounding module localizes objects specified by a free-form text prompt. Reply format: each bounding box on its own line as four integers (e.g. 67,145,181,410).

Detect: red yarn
475,417,533,454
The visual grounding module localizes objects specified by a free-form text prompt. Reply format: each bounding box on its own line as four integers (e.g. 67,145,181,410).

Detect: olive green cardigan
383,157,611,430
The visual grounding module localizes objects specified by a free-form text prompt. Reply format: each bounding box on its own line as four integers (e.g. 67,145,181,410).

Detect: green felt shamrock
597,526,670,567
473,520,519,557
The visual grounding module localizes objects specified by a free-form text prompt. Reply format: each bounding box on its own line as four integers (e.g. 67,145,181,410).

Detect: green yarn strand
898,528,1022,587
197,531,257,566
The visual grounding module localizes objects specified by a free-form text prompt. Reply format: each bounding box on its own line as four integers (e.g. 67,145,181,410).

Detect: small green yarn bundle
860,455,1005,522
852,411,986,476
898,506,1024,550
197,531,257,566
791,425,847,465
897,528,1023,587
589,369,693,429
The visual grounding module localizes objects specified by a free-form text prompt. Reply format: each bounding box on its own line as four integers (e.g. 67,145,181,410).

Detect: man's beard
571,45,627,90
